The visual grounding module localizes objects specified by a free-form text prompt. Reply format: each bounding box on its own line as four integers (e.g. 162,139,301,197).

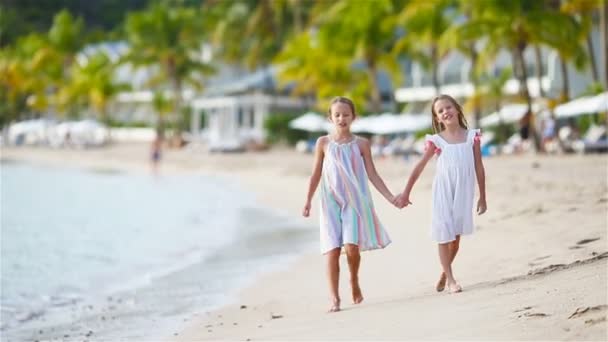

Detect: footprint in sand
520,312,549,318
568,305,608,319
585,317,607,325
576,237,600,245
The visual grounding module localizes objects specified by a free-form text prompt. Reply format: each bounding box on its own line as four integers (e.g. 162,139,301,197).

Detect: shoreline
2,144,607,340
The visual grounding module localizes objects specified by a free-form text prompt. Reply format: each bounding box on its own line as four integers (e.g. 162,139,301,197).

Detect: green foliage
123,2,214,134
1,0,149,46
263,113,308,146
105,118,151,128
414,127,433,140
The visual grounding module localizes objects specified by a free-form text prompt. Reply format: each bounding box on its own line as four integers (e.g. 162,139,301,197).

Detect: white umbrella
480,104,529,127
289,112,331,132
352,113,431,134
392,113,432,133
554,91,608,118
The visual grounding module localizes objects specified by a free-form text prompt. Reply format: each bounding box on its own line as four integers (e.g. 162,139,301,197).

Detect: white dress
425,129,480,243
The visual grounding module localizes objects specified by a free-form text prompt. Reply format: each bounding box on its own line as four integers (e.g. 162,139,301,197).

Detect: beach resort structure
395,26,606,109
93,18,605,151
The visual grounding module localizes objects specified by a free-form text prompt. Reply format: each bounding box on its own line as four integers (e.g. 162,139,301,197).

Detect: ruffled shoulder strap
468,129,481,144
425,133,442,153
425,134,439,146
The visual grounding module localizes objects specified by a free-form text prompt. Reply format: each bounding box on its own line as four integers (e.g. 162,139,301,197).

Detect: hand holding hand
476,198,487,215
302,201,311,217
391,194,400,207
394,193,412,208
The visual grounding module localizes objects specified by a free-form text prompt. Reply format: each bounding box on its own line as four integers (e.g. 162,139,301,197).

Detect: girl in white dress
395,94,487,293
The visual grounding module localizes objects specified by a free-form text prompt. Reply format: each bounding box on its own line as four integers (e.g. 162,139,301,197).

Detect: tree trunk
167,57,184,146
559,54,570,101
586,33,599,83
292,0,302,34
534,45,545,98
469,43,481,128
496,100,508,147
431,44,440,95
173,79,183,134
514,44,542,151
367,59,382,113
514,46,532,109
601,2,608,89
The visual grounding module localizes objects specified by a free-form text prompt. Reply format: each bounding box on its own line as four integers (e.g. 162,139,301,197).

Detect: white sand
2,144,607,340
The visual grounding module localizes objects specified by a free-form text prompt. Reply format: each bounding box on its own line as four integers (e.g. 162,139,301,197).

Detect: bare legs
326,248,341,312
326,244,363,312
345,244,363,304
437,235,462,293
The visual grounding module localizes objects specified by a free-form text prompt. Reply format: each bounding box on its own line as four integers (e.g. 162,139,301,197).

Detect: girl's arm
302,136,326,217
358,138,395,203
397,142,436,207
473,136,487,215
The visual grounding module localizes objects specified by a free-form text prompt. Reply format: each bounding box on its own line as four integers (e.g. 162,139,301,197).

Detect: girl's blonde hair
328,96,357,117
431,94,468,133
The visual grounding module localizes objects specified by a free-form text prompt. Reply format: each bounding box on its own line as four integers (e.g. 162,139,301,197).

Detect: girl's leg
344,244,363,304
326,248,341,312
438,243,461,293
437,235,461,292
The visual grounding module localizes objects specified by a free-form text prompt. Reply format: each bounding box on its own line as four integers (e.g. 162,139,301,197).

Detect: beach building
394,26,606,113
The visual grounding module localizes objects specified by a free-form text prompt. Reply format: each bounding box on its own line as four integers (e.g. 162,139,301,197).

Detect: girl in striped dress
395,94,487,294
302,96,396,313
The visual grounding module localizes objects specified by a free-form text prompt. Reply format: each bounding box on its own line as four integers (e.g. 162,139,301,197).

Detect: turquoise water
0,161,315,340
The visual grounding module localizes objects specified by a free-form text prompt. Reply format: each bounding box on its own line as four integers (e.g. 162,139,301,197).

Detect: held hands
302,201,311,217
477,197,487,215
392,192,412,209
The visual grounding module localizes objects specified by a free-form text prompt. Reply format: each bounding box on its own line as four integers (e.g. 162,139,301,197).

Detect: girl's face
433,99,459,128
329,102,355,132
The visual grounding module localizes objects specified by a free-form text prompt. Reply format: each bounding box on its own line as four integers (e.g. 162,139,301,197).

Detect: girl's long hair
328,96,357,117
430,94,468,133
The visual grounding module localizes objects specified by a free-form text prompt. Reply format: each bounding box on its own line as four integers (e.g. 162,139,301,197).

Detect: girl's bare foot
447,282,462,294
351,280,364,304
328,298,341,313
436,273,447,292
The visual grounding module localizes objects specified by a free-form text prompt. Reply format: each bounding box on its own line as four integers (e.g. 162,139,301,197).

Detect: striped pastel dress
318,137,391,254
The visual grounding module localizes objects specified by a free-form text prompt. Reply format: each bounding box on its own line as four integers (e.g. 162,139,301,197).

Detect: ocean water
0,161,316,341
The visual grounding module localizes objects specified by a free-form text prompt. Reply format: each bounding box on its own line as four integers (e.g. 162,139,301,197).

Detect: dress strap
425,134,442,153
468,129,481,144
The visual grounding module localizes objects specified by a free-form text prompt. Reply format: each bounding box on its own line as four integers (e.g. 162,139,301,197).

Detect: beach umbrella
554,91,608,118
289,112,331,132
352,113,431,134
480,104,529,127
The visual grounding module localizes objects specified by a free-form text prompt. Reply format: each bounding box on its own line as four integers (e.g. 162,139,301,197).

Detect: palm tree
47,10,85,81
600,0,608,89
1,33,62,122
152,91,173,134
441,1,485,127
458,0,581,150
124,3,213,138
61,52,130,124
203,0,314,71
275,31,369,110
561,0,603,86
395,0,457,96
311,0,403,112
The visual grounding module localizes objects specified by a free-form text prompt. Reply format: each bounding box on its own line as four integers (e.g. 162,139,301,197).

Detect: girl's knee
326,248,341,258
344,244,360,257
